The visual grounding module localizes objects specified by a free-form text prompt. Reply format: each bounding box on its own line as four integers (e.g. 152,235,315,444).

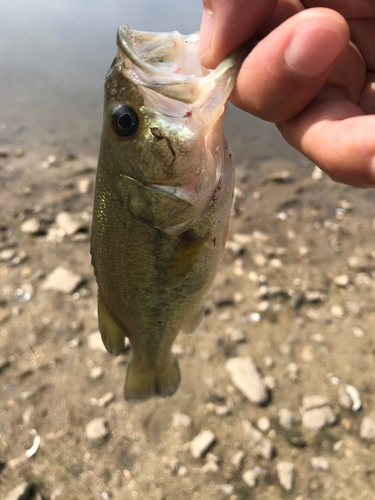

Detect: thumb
199,0,278,68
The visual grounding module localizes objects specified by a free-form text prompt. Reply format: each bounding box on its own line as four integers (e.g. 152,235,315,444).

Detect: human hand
199,0,375,187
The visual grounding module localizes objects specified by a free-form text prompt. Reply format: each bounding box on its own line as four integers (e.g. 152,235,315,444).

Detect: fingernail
285,22,346,78
199,9,214,63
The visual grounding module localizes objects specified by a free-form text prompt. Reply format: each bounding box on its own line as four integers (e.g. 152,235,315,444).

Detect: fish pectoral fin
125,357,180,403
165,231,209,289
98,296,126,356
181,305,205,335
127,179,196,231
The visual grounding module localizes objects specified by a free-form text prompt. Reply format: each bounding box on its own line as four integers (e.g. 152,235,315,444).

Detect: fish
90,24,240,403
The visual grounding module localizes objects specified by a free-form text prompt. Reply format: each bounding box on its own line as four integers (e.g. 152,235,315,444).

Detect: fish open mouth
116,24,241,110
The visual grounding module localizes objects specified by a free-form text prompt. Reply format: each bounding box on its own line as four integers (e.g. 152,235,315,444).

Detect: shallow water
0,0,306,166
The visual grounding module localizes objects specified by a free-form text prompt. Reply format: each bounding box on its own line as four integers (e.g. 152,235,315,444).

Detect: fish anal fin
125,357,180,403
98,296,126,356
182,305,204,335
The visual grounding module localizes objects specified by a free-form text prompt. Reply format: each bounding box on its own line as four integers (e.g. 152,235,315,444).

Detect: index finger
199,0,278,68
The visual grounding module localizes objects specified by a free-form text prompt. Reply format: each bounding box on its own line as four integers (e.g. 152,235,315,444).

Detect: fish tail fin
98,296,126,355
124,356,180,403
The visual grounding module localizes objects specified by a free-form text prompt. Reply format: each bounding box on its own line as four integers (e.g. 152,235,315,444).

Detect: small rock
20,218,41,235
171,341,185,356
338,385,362,412
253,253,267,267
263,375,277,391
77,178,92,193
242,421,275,460
230,328,246,343
200,460,219,473
334,274,350,287
330,305,345,319
226,241,244,257
40,155,58,168
85,418,110,446
177,465,188,477
301,407,337,429
305,291,325,303
173,412,192,429
42,266,83,294
311,456,330,470
88,331,108,353
302,395,330,411
5,482,34,500
306,308,323,322
22,406,36,426
231,450,245,470
353,327,365,338
348,256,369,272
51,486,65,500
216,484,234,496
266,170,292,183
257,300,270,313
279,408,300,429
55,212,82,235
277,462,295,492
0,248,16,261
225,357,269,405
14,147,26,158
360,417,375,442
169,456,180,474
298,245,310,257
190,430,216,459
0,356,10,373
270,258,283,269
311,165,323,180
0,147,10,158
287,363,299,382
242,469,258,488
263,355,275,368
90,367,104,380
257,416,271,432
0,308,11,324
98,392,115,407
301,345,315,363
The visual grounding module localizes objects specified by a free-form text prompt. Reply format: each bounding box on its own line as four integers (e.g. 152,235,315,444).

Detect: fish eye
112,105,139,137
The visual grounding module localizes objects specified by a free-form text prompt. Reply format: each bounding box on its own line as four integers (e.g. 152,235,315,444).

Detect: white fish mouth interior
116,24,240,106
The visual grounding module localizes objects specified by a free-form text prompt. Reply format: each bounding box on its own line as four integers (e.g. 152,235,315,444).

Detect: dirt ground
1,142,375,500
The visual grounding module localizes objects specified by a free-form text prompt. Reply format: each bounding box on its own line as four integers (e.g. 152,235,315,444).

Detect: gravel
5,483,35,500
242,420,275,460
242,469,258,488
85,418,110,446
311,456,330,470
41,266,83,293
279,408,300,429
88,331,108,353
277,461,295,492
360,417,375,441
224,357,269,405
172,412,192,429
189,430,216,459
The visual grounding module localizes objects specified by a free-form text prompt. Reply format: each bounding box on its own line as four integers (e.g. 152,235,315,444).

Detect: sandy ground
1,144,375,500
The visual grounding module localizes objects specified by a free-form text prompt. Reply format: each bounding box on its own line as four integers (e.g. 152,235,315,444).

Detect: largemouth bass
90,24,240,403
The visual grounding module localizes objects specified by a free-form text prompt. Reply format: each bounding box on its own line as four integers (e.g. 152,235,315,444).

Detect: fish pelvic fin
124,357,180,403
182,305,204,335
98,296,126,355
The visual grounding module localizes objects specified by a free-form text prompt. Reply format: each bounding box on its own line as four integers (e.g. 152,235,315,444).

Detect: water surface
0,0,306,166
